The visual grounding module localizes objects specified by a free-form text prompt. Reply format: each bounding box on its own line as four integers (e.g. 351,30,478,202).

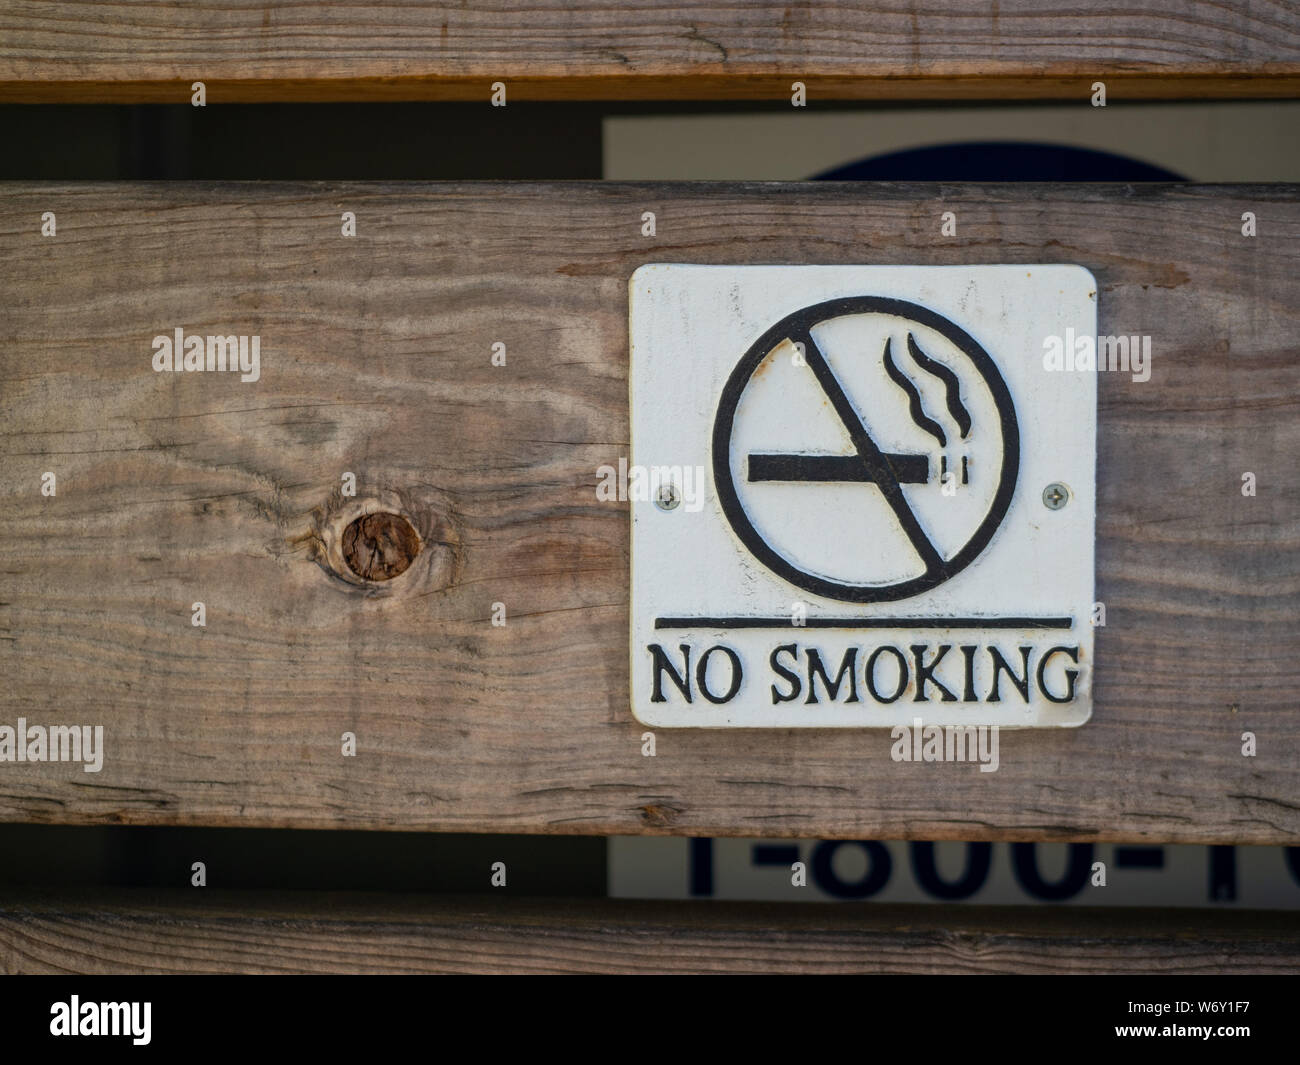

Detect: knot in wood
342,511,421,581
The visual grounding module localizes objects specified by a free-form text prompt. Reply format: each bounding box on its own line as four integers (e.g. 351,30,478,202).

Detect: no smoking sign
630,265,1097,729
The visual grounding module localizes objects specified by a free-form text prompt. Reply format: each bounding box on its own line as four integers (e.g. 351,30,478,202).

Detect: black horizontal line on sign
654,617,1075,630
748,453,929,484
1114,847,1165,869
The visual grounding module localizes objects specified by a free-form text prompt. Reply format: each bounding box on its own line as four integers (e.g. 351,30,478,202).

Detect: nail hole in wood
342,512,421,581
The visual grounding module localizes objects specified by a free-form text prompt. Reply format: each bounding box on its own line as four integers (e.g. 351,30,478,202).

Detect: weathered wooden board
1,1,1299,102
0,182,1297,843
2,890,1297,974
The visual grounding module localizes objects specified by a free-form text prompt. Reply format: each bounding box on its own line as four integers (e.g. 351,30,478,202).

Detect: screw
1042,482,1070,510
655,483,680,511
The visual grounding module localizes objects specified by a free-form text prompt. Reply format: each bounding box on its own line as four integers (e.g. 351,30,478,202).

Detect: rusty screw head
655,483,680,511
1042,482,1070,510
342,511,421,580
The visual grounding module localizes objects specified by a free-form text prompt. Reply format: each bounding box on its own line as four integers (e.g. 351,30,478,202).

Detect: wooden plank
1,2,1299,102
0,181,1297,843
2,890,1297,973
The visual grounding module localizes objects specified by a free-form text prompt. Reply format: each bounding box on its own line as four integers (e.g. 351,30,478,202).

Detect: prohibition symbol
711,296,1020,603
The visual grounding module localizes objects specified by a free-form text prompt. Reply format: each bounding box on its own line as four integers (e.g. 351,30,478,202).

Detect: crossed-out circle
711,296,1020,603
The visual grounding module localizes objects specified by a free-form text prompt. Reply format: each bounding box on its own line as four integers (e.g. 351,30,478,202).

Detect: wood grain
0,2,1299,102
0,181,1297,843
3,890,1297,973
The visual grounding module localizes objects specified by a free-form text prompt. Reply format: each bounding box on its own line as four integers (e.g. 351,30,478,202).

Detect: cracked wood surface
2,890,1298,973
1,1,1299,102
0,181,1297,843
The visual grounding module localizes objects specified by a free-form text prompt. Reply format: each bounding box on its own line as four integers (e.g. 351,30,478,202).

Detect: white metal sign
629,265,1097,728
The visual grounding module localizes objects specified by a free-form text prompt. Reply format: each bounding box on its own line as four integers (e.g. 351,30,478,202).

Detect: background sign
609,837,1300,908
